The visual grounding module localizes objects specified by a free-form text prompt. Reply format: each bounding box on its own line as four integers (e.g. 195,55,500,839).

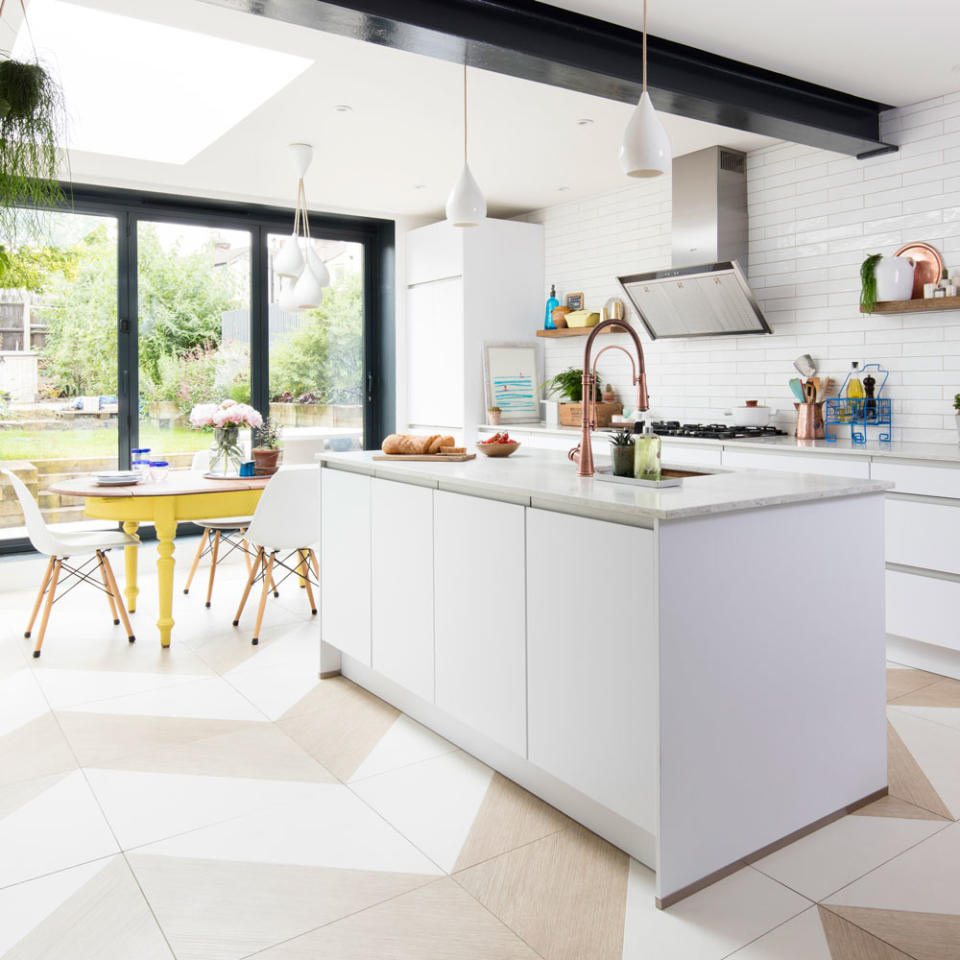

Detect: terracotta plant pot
488,409,501,425
252,447,281,477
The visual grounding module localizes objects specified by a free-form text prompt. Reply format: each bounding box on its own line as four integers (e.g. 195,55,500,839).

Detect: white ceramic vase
874,256,915,302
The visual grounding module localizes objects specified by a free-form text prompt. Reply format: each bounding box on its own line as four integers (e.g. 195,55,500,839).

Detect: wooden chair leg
24,557,54,639
268,568,279,598
241,533,251,575
205,530,221,608
298,549,308,588
33,559,61,658
183,528,209,595
96,550,120,625
102,552,136,643
308,549,319,581
233,547,261,626
251,552,275,646
301,549,317,616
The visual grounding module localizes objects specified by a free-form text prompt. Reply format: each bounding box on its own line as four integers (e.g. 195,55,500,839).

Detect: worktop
317,448,889,523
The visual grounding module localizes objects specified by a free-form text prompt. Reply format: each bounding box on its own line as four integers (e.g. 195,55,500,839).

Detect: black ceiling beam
204,0,896,159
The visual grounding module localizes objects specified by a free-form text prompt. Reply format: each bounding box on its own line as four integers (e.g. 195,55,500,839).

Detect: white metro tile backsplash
519,91,960,444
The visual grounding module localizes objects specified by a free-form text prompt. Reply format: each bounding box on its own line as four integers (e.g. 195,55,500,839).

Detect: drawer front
721,448,869,478
660,441,723,467
886,498,960,575
887,569,960,652
872,461,960,500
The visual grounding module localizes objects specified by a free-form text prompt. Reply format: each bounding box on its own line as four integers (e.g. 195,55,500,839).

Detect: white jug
874,256,915,302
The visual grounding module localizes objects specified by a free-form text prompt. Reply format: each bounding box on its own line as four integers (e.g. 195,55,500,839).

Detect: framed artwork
565,291,584,311
482,342,541,423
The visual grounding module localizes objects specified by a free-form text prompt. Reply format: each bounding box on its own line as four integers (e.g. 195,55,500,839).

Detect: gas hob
650,421,788,441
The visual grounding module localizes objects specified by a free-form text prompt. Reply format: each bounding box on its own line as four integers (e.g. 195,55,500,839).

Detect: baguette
381,433,445,455
428,435,455,454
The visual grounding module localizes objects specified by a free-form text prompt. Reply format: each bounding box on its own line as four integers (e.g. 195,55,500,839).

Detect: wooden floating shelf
536,325,630,338
862,295,960,315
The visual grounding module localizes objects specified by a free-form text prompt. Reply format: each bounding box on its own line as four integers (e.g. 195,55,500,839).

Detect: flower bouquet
190,400,263,477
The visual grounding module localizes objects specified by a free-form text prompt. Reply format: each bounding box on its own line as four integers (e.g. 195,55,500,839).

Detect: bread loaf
428,435,455,454
381,434,448,455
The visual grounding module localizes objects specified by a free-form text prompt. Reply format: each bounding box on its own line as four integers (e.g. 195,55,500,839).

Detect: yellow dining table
47,471,270,647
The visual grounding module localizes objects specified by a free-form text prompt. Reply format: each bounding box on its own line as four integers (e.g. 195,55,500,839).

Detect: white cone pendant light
305,244,330,288
292,263,324,310
275,234,303,278
620,0,671,178
278,280,304,313
446,65,486,227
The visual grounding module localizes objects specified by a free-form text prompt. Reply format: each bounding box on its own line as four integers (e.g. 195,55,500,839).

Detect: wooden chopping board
373,453,476,462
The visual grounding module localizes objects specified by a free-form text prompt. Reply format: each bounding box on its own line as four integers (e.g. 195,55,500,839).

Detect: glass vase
208,425,244,477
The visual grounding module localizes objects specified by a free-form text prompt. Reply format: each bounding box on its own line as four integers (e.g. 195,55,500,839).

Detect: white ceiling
547,0,960,107
14,0,778,220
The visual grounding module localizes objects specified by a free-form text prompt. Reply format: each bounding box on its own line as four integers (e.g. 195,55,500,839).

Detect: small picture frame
565,291,584,311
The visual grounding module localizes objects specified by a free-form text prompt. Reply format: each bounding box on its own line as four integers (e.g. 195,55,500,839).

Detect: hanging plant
859,253,883,314
0,1,68,239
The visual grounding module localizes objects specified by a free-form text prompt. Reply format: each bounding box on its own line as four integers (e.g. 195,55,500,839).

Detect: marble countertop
316,449,890,523
476,422,960,465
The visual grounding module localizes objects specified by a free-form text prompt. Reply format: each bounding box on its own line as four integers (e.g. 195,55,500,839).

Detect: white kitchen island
316,448,890,907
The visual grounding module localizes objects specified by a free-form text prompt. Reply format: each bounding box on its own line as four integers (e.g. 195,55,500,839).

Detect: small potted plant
252,417,282,476
602,382,617,403
954,394,960,443
487,405,502,426
541,367,616,427
608,429,635,477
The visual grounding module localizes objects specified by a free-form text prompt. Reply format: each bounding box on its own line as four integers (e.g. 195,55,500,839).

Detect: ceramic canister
874,256,916,302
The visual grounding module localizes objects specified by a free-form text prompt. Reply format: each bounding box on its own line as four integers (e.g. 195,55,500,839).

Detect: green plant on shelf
540,367,601,403
954,393,960,413
860,253,883,313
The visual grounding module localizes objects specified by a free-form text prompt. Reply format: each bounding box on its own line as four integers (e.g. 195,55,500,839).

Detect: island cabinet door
321,468,372,665
525,508,658,832
371,478,435,702
433,490,527,756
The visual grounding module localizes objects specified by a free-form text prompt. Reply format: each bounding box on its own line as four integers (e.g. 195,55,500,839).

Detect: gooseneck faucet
568,319,650,477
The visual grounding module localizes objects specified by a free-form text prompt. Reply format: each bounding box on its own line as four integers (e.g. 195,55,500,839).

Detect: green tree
269,272,362,402
0,242,78,292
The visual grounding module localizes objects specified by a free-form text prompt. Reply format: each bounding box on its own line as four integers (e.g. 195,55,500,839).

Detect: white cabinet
526,508,658,829
371,479,435,702
321,468,372,666
887,569,960,652
872,461,960,499
721,448,869,478
433,490,527,754
886,498,960,576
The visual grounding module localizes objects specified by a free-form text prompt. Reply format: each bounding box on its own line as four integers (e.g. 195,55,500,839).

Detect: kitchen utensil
802,380,817,404
789,378,804,402
793,354,817,378
475,441,520,458
727,402,776,427
894,242,943,299
874,256,916,301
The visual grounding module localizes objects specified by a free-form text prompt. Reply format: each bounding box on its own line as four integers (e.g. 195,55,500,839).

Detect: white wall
521,90,960,445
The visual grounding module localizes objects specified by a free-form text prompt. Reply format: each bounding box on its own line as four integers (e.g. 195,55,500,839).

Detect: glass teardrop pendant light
620,0,671,178
446,64,486,227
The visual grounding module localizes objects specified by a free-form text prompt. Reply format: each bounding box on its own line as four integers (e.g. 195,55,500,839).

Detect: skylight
13,0,313,164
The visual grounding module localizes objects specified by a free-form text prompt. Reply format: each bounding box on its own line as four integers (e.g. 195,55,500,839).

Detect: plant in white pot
861,252,915,312
955,394,960,443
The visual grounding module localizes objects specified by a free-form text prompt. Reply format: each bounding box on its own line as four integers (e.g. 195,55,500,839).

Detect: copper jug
795,402,824,440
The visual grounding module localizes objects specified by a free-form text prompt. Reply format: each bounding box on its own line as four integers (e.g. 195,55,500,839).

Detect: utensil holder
795,401,824,439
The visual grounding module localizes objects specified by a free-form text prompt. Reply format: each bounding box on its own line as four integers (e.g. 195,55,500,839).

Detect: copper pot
794,402,824,440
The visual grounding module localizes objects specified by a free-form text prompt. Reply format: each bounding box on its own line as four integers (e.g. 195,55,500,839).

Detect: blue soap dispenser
544,284,559,330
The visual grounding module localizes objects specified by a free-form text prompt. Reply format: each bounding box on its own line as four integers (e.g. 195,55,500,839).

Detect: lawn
0,424,213,461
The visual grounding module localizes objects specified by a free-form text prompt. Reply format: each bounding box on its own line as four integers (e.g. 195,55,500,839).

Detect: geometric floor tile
622,861,810,960
887,664,941,703
822,905,959,960
455,824,630,960
0,856,172,960
890,676,960,733
0,771,119,889
727,905,833,959
749,812,948,902
887,712,960,820
0,712,77,789
0,670,49,738
851,794,948,822
30,668,207,711
348,715,458,783
128,856,434,960
252,878,542,959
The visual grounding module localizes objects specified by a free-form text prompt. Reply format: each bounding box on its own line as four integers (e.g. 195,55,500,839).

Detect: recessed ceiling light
334,104,353,113
14,0,312,164
413,184,427,191
557,186,571,192
576,118,594,126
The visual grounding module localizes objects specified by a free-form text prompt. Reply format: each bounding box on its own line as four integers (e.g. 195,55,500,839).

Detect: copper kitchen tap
568,319,650,477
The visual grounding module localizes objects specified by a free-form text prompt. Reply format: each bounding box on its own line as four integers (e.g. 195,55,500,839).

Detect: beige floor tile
277,676,399,781
818,905,916,959
824,905,960,960
0,712,78,789
253,877,542,959
887,714,960,820
727,906,832,959
886,666,942,703
130,854,435,960
890,677,960,734
455,824,629,960
852,793,948,822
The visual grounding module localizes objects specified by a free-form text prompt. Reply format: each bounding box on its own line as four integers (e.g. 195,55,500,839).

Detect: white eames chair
233,465,321,645
2,468,139,657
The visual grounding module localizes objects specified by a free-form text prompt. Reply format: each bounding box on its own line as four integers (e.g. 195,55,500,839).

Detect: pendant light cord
642,0,647,93
463,63,468,165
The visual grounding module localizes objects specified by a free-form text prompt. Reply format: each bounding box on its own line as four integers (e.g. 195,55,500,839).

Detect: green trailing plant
954,393,960,413
540,367,601,403
255,417,281,450
608,429,634,446
860,253,883,314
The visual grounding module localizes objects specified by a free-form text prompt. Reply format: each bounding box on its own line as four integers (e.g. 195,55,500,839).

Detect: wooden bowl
477,441,520,458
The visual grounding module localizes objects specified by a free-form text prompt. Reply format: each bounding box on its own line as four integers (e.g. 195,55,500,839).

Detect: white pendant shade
275,233,303,278
446,163,486,228
278,281,304,313
292,264,324,310
305,244,330,288
620,91,671,179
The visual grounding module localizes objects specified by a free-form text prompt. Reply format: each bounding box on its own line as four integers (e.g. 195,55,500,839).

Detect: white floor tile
622,862,810,960
0,771,119,888
349,715,458,783
726,906,831,959
351,750,494,872
223,665,320,721
750,813,947,902
32,668,205,711
0,670,49,737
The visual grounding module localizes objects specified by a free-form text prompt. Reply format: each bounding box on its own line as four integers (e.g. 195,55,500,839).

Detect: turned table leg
123,521,140,613
154,503,177,647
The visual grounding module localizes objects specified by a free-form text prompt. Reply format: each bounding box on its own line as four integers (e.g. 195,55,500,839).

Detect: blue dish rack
824,363,892,445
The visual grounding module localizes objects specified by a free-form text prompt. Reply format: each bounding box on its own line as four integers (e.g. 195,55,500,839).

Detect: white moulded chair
2,468,139,657
233,465,321,645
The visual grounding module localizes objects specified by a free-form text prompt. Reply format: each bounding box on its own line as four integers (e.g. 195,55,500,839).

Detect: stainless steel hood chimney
617,146,770,339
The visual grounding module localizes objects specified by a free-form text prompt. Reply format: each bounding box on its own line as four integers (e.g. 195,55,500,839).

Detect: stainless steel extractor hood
617,146,771,340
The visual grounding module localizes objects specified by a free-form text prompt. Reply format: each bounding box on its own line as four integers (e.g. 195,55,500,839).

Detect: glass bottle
544,284,559,330
634,429,662,482
845,362,865,400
